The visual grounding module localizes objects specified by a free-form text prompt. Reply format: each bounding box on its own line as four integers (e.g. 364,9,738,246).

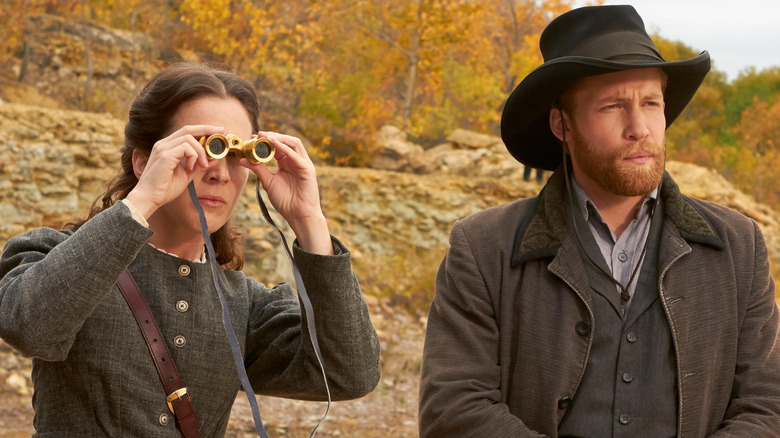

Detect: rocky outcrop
0,103,124,239
2,103,779,283
372,125,532,179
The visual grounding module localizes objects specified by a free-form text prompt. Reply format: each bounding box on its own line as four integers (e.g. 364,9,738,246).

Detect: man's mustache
617,141,665,160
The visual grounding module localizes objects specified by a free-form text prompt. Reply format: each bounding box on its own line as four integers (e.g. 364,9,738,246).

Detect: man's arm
713,221,780,436
418,221,546,437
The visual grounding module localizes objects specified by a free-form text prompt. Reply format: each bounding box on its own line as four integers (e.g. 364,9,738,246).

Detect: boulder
446,128,503,149
373,125,425,172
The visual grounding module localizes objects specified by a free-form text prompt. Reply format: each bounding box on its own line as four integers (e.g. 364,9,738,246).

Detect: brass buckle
166,387,189,414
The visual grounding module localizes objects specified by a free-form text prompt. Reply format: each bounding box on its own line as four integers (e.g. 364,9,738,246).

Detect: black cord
188,180,331,438
559,116,659,314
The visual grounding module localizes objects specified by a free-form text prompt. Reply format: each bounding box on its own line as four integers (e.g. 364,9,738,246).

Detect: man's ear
131,149,149,180
549,107,565,141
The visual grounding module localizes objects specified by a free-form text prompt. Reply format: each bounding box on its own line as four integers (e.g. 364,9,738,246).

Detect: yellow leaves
722,93,780,203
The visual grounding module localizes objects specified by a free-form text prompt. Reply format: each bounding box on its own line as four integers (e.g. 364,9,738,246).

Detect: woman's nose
205,157,230,183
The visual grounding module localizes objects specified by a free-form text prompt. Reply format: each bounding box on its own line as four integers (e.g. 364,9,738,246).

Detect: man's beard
570,128,665,197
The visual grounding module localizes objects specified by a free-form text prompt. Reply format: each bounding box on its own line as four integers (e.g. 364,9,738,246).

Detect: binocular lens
208,137,227,156
253,140,272,160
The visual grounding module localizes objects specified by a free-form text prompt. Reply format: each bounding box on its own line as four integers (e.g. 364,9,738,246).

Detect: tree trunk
402,53,418,131
18,41,30,82
81,0,93,111
18,2,31,82
130,9,137,83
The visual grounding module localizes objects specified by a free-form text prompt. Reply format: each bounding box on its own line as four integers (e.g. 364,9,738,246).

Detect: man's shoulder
680,194,757,230
456,197,538,232
671,192,767,252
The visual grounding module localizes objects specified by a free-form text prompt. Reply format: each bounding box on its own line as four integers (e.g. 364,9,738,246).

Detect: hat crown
540,5,665,64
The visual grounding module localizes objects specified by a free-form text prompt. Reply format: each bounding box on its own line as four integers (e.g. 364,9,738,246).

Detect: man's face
563,68,667,198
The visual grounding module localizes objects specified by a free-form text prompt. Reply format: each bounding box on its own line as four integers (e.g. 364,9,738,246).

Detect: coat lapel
509,168,724,313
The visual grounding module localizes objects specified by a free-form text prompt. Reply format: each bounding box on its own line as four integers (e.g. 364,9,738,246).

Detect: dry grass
353,244,448,315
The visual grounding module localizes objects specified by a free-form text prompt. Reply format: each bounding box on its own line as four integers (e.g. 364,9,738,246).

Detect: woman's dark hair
67,63,261,270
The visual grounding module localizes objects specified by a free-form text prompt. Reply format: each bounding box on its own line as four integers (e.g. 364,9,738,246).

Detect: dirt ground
0,296,425,437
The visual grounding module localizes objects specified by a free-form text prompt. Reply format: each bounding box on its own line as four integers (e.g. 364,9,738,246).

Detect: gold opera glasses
200,134,275,164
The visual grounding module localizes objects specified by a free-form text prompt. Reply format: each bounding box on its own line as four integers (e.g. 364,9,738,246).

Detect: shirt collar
571,176,659,224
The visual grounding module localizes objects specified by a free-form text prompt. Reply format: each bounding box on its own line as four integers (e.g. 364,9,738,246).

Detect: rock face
2,103,779,281
0,104,125,240
7,13,160,116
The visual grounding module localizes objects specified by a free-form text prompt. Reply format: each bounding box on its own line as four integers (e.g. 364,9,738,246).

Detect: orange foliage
728,94,780,204
5,0,779,198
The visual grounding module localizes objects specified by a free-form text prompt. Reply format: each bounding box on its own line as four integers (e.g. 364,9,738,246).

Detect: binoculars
200,134,275,164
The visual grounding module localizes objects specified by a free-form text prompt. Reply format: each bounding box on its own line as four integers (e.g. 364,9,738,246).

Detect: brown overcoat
419,170,780,437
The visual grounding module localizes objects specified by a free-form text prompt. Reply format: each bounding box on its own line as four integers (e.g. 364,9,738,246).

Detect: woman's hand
126,125,222,219
241,132,333,255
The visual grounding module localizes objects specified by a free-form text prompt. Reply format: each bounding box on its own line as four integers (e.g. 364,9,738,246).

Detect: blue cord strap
187,181,331,438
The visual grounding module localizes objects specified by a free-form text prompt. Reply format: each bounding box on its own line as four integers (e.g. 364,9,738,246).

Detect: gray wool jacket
419,169,780,437
0,201,380,437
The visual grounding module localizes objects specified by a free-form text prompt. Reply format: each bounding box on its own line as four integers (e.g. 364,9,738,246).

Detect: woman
0,63,380,436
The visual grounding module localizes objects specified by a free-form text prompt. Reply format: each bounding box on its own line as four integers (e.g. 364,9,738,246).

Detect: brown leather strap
116,269,200,438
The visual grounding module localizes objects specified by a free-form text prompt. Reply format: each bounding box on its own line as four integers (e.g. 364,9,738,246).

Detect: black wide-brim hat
500,5,711,171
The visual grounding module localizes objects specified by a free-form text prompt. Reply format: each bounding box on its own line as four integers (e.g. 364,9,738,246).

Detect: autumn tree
728,93,780,205
723,67,780,128
0,0,46,80
479,0,575,97
651,35,729,166
349,0,480,133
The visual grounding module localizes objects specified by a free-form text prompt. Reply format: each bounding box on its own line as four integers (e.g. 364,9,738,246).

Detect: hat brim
500,51,711,170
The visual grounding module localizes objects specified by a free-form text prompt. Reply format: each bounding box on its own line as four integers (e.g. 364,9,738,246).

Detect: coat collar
510,167,725,267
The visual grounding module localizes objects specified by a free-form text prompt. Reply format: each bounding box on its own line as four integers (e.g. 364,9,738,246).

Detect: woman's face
151,96,253,238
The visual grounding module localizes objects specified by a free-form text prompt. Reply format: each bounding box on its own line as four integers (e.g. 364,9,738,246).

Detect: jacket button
176,300,189,312
622,372,634,383
174,335,186,347
575,321,591,336
558,397,572,409
159,413,170,426
626,332,637,343
619,413,631,425
178,265,191,276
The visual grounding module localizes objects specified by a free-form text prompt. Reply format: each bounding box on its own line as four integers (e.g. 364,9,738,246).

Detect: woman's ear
131,149,148,180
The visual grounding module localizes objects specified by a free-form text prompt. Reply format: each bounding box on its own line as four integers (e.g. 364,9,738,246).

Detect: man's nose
625,108,651,141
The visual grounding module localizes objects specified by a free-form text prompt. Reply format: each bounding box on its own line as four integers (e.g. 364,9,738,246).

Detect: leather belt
117,268,200,438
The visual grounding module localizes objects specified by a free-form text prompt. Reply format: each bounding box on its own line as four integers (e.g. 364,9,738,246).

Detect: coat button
622,372,634,383
619,413,631,425
558,397,572,409
575,321,591,336
174,335,186,347
178,265,191,276
176,300,189,312
626,332,637,343
159,413,170,426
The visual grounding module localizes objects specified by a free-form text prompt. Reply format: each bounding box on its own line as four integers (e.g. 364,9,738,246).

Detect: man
419,5,780,437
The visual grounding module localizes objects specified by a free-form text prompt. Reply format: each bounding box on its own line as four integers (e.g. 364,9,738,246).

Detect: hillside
0,102,779,437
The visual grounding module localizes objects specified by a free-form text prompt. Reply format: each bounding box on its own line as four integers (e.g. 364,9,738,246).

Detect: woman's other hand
242,132,333,255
